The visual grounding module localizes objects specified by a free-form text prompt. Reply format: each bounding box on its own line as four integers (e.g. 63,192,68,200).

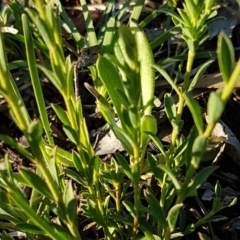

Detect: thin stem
131,146,141,240
171,93,185,145
115,183,124,240
172,49,196,145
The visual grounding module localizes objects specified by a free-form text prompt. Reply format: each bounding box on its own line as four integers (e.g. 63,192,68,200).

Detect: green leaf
158,8,184,24
185,166,217,197
159,165,181,191
205,0,216,11
147,153,164,185
97,55,124,118
123,200,136,218
109,214,132,226
184,1,198,24
45,146,59,186
183,127,198,167
62,125,79,145
64,181,78,224
1,231,15,240
112,125,134,155
82,199,104,226
115,153,133,181
173,139,189,160
45,145,74,167
65,168,86,186
207,92,224,123
204,215,228,223
217,32,235,83
52,104,71,126
28,120,43,144
212,196,221,212
37,65,62,93
164,93,176,121
87,156,98,186
131,22,155,115
72,151,84,173
144,188,167,228
191,135,208,168
15,223,43,234
153,64,180,94
147,132,166,157
188,59,214,92
184,93,203,134
22,13,54,146
129,0,145,24
150,26,180,50
17,167,53,200
140,115,157,148
167,203,183,232
115,24,137,68
177,9,192,27
214,180,221,199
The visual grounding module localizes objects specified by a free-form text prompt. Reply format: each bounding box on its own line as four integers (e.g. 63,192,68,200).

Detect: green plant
0,0,238,240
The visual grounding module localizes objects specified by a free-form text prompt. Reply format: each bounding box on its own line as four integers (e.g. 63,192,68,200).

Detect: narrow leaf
207,92,224,123
97,55,124,118
185,166,218,197
18,168,53,200
188,59,214,92
115,153,133,181
167,203,183,232
164,93,176,121
217,32,235,83
123,200,136,218
184,93,203,134
144,188,167,228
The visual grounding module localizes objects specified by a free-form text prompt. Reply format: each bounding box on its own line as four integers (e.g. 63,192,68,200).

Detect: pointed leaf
188,59,214,92
184,93,203,134
115,153,133,181
167,203,183,232
144,188,167,228
153,64,180,94
191,135,208,168
132,22,155,115
15,223,43,234
45,145,74,167
207,92,224,123
185,166,217,197
52,104,70,126
97,55,124,118
123,200,136,218
159,165,181,191
147,132,166,157
217,32,235,83
18,167,53,200
147,153,164,185
164,93,176,121
62,125,79,145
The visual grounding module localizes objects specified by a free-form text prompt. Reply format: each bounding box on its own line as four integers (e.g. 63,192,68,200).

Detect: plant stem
172,49,196,145
115,183,124,240
131,146,141,240
171,93,185,145
132,181,140,240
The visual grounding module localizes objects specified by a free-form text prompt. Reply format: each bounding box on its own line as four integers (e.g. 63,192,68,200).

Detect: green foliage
0,0,238,240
